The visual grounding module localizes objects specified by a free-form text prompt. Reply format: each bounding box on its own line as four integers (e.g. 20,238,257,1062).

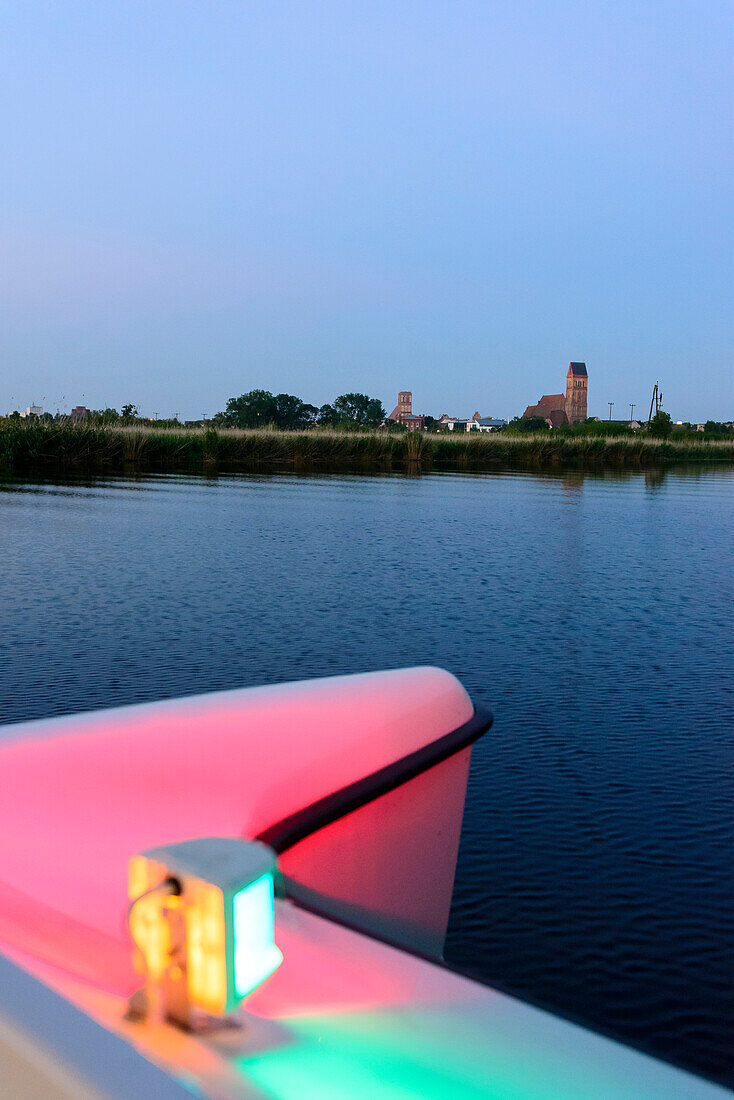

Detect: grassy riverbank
2,420,734,474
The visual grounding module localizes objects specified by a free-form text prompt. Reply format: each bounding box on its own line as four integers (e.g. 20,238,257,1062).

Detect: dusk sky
2,1,732,421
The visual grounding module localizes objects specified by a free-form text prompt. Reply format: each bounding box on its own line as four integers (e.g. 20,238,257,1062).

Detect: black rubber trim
256,703,493,855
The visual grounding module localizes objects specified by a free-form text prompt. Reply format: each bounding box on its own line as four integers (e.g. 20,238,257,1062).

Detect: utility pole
647,383,662,425
608,402,614,421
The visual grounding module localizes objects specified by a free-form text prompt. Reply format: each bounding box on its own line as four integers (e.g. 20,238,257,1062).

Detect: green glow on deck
236,1009,568,1100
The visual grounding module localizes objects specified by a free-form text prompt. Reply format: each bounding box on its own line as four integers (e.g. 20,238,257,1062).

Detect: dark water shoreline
2,460,733,494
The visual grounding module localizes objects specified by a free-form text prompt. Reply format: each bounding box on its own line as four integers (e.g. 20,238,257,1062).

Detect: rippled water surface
1,468,732,1086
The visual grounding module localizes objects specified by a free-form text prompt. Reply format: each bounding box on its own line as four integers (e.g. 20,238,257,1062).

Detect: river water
1,467,732,1086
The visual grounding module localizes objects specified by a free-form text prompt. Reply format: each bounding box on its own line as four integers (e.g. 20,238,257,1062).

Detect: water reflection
2,461,732,498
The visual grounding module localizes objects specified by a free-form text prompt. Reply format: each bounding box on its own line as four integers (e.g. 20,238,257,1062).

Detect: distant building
521,394,568,427
522,362,588,427
475,417,507,432
386,391,426,430
565,362,588,423
20,406,43,418
70,405,88,421
400,413,426,430
440,418,474,432
437,412,507,432
442,418,477,432
387,391,413,420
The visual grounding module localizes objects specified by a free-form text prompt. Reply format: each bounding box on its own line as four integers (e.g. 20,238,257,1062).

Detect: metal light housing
128,837,282,1022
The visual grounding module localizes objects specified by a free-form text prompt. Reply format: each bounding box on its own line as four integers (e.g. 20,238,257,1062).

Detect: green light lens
233,873,283,999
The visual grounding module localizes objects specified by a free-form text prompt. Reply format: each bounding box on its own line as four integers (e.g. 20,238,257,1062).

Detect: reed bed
1,420,733,475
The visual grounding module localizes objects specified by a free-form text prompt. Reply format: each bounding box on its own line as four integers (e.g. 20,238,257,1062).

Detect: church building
386,391,426,430
522,362,588,426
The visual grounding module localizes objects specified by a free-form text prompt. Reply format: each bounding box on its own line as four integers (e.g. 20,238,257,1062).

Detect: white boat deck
3,899,729,1099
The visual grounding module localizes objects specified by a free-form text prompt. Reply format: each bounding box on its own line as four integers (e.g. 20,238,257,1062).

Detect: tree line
4,393,387,431
8,397,731,439
212,390,386,430
505,411,733,439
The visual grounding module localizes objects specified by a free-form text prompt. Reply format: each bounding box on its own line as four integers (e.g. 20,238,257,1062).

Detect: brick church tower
565,363,588,423
397,391,412,416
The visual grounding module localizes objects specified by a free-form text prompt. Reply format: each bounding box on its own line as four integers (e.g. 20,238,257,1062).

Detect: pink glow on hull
0,668,472,993
280,749,472,956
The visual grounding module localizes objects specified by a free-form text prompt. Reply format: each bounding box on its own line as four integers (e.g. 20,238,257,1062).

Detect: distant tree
270,393,299,428
121,404,139,421
319,393,385,428
649,410,672,438
218,390,385,430
220,390,318,430
507,415,547,433
272,394,319,429
423,415,437,431
341,393,384,426
317,403,339,426
579,418,609,434
572,418,633,437
89,407,120,424
703,420,732,436
222,390,278,428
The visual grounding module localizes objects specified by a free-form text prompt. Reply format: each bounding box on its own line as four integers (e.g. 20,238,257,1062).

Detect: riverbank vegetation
4,390,387,432
2,419,733,475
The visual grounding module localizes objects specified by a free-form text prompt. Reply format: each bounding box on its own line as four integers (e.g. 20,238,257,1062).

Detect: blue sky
1,1,732,421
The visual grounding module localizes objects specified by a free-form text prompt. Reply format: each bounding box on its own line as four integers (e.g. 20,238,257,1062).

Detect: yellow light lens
128,855,151,901
185,879,228,1013
129,893,171,981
